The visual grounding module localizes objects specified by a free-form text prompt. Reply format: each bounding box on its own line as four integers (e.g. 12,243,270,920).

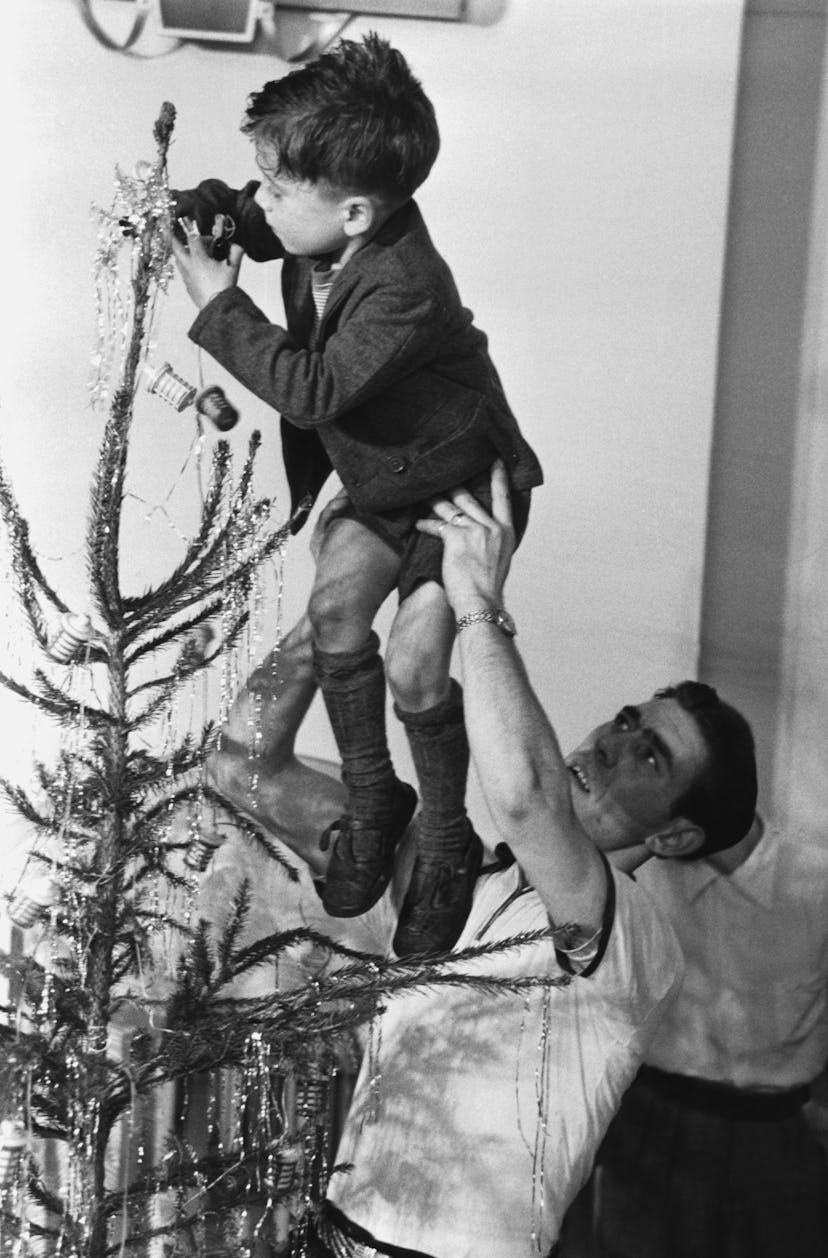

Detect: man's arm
207,614,345,878
418,463,609,932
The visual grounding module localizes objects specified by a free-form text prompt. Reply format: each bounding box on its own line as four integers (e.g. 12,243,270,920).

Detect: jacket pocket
330,392,498,512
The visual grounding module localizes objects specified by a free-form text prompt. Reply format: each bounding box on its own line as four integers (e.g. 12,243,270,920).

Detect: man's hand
417,460,516,614
172,219,244,310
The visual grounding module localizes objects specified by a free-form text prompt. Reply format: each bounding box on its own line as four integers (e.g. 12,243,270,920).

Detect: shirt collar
686,817,778,908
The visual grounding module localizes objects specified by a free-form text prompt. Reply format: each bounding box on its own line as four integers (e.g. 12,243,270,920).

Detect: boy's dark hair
654,681,758,859
241,33,440,201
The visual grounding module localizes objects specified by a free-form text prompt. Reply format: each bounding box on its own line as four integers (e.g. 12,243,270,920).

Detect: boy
173,34,543,956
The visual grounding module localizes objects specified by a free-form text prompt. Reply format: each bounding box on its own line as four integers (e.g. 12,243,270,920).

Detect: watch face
496,610,517,636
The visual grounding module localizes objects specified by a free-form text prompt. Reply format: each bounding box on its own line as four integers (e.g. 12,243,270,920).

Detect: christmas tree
0,107,562,1258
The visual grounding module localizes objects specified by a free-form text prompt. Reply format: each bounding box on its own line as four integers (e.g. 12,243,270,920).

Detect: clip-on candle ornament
298,1065,328,1127
7,873,63,929
267,1142,300,1196
144,360,239,432
144,362,240,431
144,362,197,413
184,827,228,872
195,385,239,432
0,1120,27,1190
207,212,235,262
46,612,105,665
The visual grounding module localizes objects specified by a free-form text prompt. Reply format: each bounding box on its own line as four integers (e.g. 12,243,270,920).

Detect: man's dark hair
654,681,757,859
241,33,440,201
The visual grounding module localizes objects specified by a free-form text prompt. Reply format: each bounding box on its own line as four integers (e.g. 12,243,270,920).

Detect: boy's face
254,146,350,260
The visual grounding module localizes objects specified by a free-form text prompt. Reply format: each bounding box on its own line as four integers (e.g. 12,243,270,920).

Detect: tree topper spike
153,103,176,162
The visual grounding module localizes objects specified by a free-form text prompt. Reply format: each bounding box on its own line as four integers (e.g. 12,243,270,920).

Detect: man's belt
638,1063,810,1121
315,1203,437,1258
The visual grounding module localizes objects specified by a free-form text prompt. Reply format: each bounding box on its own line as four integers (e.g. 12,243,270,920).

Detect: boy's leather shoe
320,781,417,918
392,825,484,958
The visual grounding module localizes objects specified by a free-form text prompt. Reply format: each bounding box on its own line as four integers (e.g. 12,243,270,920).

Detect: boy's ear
342,196,377,237
644,818,705,860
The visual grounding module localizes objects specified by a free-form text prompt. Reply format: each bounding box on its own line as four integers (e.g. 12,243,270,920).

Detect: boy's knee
385,634,420,707
387,584,453,710
306,583,341,639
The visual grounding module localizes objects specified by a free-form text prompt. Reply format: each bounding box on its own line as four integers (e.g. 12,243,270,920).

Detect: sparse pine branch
0,775,54,829
121,443,234,621
0,669,109,726
126,605,249,698
123,599,225,665
30,667,111,725
0,458,69,633
215,879,252,980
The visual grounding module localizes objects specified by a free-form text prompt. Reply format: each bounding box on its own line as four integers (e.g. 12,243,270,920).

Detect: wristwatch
455,607,517,637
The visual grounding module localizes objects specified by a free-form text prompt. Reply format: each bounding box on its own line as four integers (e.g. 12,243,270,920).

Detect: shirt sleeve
554,850,616,978
597,870,685,1037
188,280,448,427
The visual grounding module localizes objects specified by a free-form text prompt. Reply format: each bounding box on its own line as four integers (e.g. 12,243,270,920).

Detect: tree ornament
195,385,240,432
46,611,102,664
184,622,215,661
144,361,197,412
207,212,236,262
297,1066,328,1127
266,1142,300,1197
7,873,62,928
184,827,227,872
0,1119,27,1189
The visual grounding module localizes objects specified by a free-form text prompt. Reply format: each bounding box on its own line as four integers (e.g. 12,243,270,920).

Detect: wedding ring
451,511,465,525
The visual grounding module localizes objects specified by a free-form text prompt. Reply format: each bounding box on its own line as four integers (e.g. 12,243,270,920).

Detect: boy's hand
417,461,516,615
172,219,244,310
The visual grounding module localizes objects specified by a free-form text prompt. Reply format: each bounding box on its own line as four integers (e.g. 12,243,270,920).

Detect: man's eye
615,714,629,731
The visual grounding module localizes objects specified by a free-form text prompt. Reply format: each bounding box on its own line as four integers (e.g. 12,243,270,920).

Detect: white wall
1,0,743,840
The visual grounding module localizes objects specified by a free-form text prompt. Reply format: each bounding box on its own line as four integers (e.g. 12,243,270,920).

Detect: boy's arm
173,180,283,262
185,275,445,427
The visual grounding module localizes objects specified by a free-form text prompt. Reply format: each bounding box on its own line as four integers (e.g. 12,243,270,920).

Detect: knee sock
313,632,397,824
395,680,470,862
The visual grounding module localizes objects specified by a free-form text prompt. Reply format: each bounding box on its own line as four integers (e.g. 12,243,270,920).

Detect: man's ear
644,818,705,860
342,196,377,238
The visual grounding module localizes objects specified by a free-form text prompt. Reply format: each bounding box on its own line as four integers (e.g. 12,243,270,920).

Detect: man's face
254,146,349,259
566,697,710,851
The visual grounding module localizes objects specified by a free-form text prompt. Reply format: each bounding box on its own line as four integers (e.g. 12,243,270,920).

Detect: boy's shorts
342,468,533,603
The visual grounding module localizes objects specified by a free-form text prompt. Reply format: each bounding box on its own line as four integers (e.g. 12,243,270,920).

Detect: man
562,814,828,1257
209,462,758,1258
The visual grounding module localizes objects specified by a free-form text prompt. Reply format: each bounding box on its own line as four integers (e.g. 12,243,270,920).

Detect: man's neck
705,813,764,875
607,842,651,876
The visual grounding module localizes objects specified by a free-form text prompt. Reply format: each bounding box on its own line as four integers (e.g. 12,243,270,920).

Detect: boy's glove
172,179,284,263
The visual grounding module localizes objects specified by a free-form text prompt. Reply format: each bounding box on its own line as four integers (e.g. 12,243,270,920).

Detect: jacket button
388,455,407,473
